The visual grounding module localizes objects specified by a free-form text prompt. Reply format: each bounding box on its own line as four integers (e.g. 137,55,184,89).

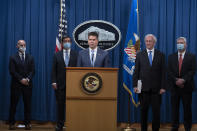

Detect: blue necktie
65,50,69,67
91,50,94,67
148,51,152,66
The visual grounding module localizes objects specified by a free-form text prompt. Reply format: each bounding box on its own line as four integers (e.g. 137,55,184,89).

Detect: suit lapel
85,49,92,66
94,48,102,66
59,51,66,66
16,53,24,64
16,53,21,62
152,50,159,66
174,52,179,75
69,50,73,66
69,50,74,66
25,53,29,63
181,52,188,72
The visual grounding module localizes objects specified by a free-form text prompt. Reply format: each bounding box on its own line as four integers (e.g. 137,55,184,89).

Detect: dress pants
9,86,32,125
55,88,66,129
171,92,192,131
140,91,161,131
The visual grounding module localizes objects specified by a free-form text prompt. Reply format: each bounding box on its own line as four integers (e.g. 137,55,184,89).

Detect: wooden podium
65,67,118,131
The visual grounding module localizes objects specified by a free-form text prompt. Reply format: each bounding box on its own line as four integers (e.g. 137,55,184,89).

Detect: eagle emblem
81,73,102,94
124,33,140,62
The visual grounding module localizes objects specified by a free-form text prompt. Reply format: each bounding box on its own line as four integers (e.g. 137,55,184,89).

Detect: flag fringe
123,83,140,107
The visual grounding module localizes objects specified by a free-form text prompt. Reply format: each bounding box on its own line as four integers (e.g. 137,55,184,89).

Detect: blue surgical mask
63,43,71,49
19,47,26,53
177,44,184,50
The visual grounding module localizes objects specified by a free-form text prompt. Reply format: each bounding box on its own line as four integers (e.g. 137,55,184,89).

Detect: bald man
8,40,35,130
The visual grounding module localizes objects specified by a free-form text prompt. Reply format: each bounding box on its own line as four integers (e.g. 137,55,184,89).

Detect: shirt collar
63,49,70,54
146,48,154,53
18,52,26,60
89,47,98,53
178,50,186,56
19,51,25,56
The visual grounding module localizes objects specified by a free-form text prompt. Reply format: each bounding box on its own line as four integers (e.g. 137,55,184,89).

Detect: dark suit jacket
133,49,166,93
9,53,35,88
51,50,78,89
77,48,110,67
168,52,196,93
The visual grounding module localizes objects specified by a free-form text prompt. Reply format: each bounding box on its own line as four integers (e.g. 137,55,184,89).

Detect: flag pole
124,0,138,130
60,0,63,40
123,95,136,131
137,0,139,35
123,0,139,130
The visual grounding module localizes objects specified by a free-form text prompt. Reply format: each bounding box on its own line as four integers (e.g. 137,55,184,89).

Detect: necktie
21,53,25,63
179,53,183,76
65,50,69,67
148,51,152,66
91,50,94,67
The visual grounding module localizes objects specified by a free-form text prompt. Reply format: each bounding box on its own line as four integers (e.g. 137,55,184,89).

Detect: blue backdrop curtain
0,0,197,123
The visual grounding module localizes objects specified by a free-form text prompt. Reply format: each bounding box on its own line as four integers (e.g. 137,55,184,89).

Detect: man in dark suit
168,37,196,131
133,34,166,131
51,36,78,131
9,40,35,130
77,32,110,67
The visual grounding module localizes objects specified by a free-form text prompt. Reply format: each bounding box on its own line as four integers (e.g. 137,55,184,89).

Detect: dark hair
88,32,99,39
61,36,71,43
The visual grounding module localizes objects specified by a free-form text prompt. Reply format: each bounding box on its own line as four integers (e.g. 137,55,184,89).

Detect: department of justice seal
73,20,121,51
81,73,102,94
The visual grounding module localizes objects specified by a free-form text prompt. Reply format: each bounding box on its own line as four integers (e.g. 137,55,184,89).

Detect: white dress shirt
89,47,97,64
19,52,25,60
63,49,70,62
146,48,154,60
178,50,186,60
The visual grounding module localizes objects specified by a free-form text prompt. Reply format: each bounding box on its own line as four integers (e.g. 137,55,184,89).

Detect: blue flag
123,0,140,107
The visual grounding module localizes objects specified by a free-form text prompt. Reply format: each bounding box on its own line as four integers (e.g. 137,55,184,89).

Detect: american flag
56,0,67,52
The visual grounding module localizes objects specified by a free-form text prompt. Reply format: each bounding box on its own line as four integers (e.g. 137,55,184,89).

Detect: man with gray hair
168,37,196,131
133,34,166,131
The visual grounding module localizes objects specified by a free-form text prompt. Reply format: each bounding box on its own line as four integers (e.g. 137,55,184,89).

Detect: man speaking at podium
77,32,110,67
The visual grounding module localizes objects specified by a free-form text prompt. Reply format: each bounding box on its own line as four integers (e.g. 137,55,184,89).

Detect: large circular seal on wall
81,73,102,94
73,20,121,51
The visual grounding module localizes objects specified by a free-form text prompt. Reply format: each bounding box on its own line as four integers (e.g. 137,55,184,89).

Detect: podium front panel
65,67,118,131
